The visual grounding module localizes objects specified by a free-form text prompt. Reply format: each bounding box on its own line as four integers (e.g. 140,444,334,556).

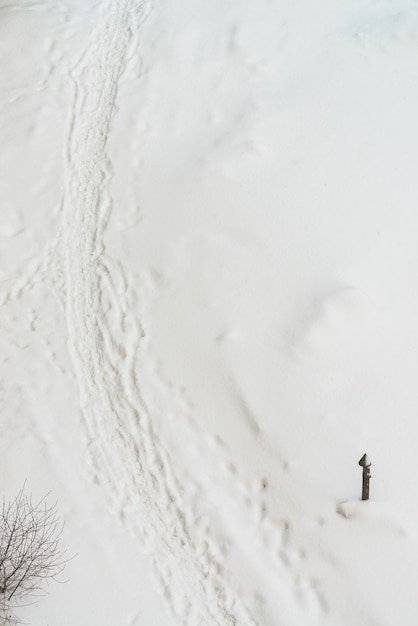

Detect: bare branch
0,487,68,625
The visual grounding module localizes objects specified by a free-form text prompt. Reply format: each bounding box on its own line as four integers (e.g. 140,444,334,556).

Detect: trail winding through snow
60,1,257,624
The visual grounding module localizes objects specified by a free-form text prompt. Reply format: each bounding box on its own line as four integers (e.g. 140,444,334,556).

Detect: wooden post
358,453,371,500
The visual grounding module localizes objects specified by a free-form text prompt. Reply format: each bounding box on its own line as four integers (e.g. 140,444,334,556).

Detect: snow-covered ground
2,0,418,624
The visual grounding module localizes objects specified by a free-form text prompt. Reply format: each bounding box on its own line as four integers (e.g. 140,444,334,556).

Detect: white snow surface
1,0,418,624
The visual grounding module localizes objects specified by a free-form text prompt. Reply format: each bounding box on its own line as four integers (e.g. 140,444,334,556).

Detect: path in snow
60,1,257,623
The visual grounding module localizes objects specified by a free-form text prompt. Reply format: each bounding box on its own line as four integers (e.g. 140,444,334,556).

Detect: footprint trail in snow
60,1,257,624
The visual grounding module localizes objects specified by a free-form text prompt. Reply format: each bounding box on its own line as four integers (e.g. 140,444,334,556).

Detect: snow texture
2,0,418,625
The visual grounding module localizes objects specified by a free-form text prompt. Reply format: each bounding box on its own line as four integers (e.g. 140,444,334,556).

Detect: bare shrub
0,487,67,624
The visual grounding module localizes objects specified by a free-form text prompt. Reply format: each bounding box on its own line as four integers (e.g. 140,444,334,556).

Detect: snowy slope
2,0,418,625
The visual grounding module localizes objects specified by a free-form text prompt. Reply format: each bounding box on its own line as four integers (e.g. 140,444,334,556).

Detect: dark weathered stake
358,453,371,500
